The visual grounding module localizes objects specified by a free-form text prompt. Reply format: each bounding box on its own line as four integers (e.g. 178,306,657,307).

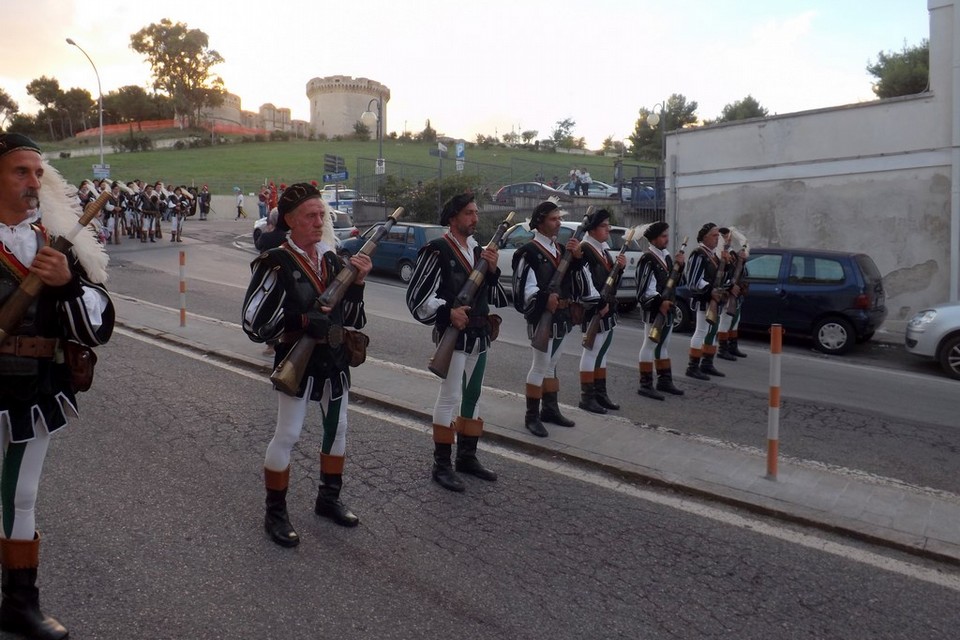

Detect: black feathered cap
0,133,41,158
439,193,475,226
697,222,717,242
583,208,611,232
277,182,322,231
643,221,669,241
529,200,559,230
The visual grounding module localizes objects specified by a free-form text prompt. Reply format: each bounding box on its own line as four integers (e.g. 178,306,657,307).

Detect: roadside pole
766,324,783,479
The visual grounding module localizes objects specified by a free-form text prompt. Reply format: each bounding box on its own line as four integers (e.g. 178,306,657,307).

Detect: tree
26,76,63,139
601,135,628,156
711,95,768,124
103,85,156,126
867,39,929,98
60,87,95,135
352,120,371,141
502,131,519,144
520,130,538,145
0,89,18,130
415,119,437,143
628,93,699,162
551,117,576,148
130,19,226,127
5,113,41,139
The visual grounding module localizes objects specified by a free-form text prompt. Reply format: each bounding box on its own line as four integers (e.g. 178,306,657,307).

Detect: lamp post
361,96,384,204
66,38,104,174
645,101,667,218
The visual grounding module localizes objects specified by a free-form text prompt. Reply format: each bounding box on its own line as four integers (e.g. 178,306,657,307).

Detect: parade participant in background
512,200,584,437
234,186,247,220
0,133,115,640
685,223,727,379
716,227,749,360
635,221,685,399
406,194,508,492
169,186,190,243
124,181,139,239
242,183,372,547
257,186,268,219
101,181,123,244
197,185,211,221
576,209,625,414
139,184,160,243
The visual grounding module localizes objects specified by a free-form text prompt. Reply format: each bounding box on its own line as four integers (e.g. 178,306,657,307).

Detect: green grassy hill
47,137,653,196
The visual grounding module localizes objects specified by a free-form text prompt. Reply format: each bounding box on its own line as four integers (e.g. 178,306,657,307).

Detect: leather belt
556,299,571,310
281,325,344,348
0,336,58,358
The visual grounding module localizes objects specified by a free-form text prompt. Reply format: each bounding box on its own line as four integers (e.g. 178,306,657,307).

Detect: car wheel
672,298,692,333
618,300,638,314
813,316,855,355
937,334,960,380
398,260,415,283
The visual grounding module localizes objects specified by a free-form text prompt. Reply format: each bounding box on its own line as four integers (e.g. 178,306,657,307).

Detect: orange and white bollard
766,324,783,480
179,250,187,327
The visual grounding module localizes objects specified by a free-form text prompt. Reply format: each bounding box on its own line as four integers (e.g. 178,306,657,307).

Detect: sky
0,0,931,149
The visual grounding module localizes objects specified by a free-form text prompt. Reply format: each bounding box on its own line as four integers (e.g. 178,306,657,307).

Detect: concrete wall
665,0,958,326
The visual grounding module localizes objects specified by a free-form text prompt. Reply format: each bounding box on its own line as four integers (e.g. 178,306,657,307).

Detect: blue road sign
322,171,349,182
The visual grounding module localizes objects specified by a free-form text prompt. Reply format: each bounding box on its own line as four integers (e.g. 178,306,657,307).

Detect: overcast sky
0,0,930,148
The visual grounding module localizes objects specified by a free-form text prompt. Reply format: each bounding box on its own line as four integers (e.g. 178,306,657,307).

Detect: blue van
673,248,887,355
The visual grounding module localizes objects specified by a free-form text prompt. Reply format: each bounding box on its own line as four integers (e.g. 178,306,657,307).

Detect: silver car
905,301,960,379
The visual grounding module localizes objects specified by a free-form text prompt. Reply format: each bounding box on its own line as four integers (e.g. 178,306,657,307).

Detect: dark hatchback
339,221,445,283
673,248,887,355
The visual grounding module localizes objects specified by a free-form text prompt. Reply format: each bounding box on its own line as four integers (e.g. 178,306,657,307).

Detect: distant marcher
197,185,211,220
685,223,726,379
234,187,247,220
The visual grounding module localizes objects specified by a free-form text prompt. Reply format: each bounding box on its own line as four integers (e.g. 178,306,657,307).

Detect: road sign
92,163,110,179
375,159,385,175
456,160,464,172
437,142,447,154
323,154,343,173
455,142,465,159
322,171,349,182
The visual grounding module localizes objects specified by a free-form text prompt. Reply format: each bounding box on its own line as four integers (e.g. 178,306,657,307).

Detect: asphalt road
22,332,960,640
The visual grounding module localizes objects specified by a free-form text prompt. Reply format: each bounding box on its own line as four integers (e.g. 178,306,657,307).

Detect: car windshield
332,213,353,229
607,229,642,251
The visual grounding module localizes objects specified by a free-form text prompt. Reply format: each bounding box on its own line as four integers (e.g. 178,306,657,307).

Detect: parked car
252,209,357,243
339,221,445,283
493,182,571,205
584,180,632,200
496,220,643,312
672,248,887,355
321,188,360,213
905,301,960,379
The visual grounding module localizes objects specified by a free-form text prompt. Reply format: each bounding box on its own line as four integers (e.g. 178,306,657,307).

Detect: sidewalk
113,295,960,565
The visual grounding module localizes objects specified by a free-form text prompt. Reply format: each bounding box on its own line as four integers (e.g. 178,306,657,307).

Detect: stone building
201,92,309,136
306,75,390,139
663,0,959,325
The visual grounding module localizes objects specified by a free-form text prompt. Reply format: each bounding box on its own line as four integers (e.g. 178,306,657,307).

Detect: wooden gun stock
723,244,748,317
705,241,732,326
270,207,404,394
582,228,636,350
429,211,515,379
648,236,688,344
531,209,592,352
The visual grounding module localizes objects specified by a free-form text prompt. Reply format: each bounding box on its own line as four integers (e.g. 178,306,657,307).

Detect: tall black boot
729,336,748,358
655,365,685,396
0,536,68,640
433,439,466,492
578,380,607,414
638,368,664,400
594,374,620,410
264,467,299,547
686,353,710,380
455,427,497,482
524,392,548,437
315,473,360,527
717,338,737,361
540,380,575,427
700,353,726,377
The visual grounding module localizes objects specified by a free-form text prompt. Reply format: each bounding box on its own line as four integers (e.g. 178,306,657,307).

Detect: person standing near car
636,221,686,399
242,183,373,547
579,168,592,196
406,193,508,492
685,223,727,379
0,133,116,639
716,227,749,360
234,186,247,220
512,200,584,437
576,209,625,413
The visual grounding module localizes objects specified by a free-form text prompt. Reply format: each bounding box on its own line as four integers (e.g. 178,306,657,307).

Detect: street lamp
645,101,667,217
66,38,104,173
360,96,384,203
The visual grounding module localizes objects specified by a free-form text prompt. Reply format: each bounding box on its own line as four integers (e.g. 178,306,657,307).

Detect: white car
321,188,359,213
252,209,357,244
496,219,642,312
585,180,632,200
905,301,960,379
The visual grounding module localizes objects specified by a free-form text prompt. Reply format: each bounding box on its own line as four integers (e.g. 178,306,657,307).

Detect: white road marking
114,326,960,591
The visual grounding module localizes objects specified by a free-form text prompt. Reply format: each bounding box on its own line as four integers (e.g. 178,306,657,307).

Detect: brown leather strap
555,299,571,310
0,336,58,358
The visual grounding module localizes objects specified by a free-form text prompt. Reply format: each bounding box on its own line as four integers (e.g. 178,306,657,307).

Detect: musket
428,211,515,379
723,243,749,317
530,207,593,353
270,207,404,395
0,191,113,341
648,236,689,344
582,227,636,350
705,240,733,326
